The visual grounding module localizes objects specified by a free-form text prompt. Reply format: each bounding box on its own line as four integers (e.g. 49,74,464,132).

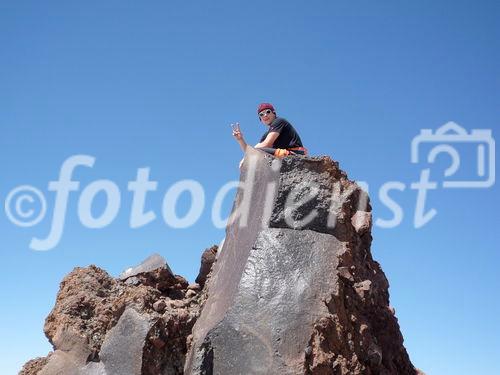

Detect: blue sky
1,1,499,374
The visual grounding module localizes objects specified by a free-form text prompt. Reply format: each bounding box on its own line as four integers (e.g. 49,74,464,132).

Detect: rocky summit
20,148,422,375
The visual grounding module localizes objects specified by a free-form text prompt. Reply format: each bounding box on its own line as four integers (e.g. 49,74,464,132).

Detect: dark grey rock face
184,148,418,375
204,229,344,374
99,308,153,375
76,308,153,375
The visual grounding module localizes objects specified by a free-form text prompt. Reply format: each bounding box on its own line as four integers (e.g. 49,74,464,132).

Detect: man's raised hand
231,122,243,141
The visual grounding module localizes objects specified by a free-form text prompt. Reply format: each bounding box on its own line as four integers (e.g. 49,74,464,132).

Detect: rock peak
21,150,421,375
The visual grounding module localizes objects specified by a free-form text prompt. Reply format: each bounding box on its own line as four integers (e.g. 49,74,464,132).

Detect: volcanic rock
20,252,215,375
184,147,419,375
21,148,421,375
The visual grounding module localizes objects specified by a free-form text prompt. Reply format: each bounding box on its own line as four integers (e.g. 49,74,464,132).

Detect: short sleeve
269,118,287,134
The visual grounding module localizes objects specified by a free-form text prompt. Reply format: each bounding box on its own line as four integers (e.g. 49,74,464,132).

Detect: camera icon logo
411,122,495,188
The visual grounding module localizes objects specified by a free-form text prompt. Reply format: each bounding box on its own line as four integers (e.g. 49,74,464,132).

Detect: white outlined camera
411,122,495,188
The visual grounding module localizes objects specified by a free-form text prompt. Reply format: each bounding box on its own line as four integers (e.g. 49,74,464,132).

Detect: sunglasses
259,109,273,117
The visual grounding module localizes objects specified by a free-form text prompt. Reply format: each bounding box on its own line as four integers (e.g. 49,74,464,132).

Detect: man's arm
231,123,248,153
254,131,279,148
236,137,248,152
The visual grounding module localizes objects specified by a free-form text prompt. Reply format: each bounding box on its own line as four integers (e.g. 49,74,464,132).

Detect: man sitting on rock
231,103,307,163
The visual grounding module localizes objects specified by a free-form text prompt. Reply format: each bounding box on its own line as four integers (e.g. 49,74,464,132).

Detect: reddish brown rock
195,245,218,288
152,299,167,313
22,252,216,375
19,356,51,375
187,283,201,291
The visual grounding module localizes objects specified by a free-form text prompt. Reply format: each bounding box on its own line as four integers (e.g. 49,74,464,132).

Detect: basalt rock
183,147,420,375
21,148,421,375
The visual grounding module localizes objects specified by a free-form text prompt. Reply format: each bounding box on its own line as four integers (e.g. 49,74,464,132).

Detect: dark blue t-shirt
259,117,304,149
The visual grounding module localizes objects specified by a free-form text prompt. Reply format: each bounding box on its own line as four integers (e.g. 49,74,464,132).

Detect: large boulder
184,147,419,375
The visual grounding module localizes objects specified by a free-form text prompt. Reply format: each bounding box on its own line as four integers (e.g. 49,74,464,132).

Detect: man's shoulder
270,117,291,129
273,117,290,125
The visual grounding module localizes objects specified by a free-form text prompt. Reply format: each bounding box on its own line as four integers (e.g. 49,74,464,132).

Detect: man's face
259,109,276,125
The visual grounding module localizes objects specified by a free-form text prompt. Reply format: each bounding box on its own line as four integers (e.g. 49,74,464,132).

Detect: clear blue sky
1,1,498,374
